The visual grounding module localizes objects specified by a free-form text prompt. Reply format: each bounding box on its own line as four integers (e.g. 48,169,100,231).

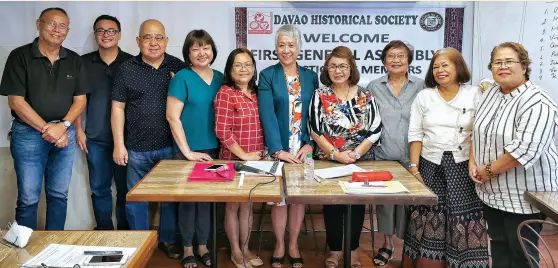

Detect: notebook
314,164,367,179
188,162,235,182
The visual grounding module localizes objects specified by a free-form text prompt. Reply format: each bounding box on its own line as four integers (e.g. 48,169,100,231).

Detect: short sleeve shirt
111,53,185,152
0,37,90,122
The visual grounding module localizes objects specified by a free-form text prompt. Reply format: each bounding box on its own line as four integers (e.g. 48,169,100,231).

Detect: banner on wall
235,7,464,85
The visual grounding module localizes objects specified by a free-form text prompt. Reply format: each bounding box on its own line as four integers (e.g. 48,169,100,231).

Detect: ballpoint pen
238,172,245,189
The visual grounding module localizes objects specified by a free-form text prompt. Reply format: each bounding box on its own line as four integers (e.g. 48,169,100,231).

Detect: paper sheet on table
314,164,367,179
244,161,283,176
339,181,410,194
20,244,136,268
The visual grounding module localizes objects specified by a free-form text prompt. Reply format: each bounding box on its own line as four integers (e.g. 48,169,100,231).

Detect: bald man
0,7,89,230
111,19,185,259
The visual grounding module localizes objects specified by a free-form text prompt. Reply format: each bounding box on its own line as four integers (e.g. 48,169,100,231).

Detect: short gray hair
275,25,302,51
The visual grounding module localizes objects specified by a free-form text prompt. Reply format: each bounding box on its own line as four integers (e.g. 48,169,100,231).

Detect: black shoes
158,242,183,259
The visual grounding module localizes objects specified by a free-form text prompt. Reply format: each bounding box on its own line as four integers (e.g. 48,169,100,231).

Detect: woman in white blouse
402,48,489,268
471,42,558,268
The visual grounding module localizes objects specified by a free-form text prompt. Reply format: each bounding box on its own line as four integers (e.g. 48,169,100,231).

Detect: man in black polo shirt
0,7,89,230
111,19,185,259
76,15,132,231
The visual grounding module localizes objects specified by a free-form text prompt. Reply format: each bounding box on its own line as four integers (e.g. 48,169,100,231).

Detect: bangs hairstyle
424,47,471,88
488,42,531,80
182,29,217,66
93,15,121,32
222,48,258,92
380,40,414,65
320,46,360,87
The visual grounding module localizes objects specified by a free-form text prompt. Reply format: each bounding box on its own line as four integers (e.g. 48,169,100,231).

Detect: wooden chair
517,219,558,268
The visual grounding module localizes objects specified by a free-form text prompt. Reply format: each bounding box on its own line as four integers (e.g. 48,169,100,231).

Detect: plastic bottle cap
306,153,312,157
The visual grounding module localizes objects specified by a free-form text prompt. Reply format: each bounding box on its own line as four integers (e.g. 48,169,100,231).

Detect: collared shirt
214,85,264,160
0,37,90,122
309,86,382,160
473,81,558,214
366,75,424,166
82,48,132,144
408,84,481,165
111,53,185,152
167,68,223,152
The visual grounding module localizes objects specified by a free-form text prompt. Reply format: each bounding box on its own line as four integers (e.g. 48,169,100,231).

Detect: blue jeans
10,121,76,230
126,147,178,243
86,140,128,230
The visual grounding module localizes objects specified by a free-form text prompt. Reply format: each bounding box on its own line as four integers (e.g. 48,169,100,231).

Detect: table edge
127,230,157,268
286,195,438,205
524,192,558,222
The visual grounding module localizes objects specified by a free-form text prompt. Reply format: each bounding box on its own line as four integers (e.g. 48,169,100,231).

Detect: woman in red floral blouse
214,48,264,268
309,46,382,268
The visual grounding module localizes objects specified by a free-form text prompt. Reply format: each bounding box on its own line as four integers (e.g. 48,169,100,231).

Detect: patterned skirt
403,152,489,268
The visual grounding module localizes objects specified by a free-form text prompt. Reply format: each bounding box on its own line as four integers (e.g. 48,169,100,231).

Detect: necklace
334,85,352,103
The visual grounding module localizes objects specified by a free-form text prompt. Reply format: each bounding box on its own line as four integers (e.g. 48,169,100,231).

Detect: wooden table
525,191,558,222
0,230,157,268
284,160,437,268
127,160,283,268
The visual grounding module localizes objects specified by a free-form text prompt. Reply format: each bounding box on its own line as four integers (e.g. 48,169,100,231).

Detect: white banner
245,7,449,86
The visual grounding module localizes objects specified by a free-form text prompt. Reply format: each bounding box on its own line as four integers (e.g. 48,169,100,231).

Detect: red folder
188,162,236,182
351,171,393,182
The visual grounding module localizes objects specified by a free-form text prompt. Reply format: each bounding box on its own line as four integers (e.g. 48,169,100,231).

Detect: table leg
212,202,218,268
344,204,352,268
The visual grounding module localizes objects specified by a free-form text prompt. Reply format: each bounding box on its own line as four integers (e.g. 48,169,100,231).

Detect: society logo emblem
419,12,443,32
248,12,272,34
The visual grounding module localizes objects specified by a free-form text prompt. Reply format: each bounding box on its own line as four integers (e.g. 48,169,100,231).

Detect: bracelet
412,172,420,176
329,148,339,161
486,162,496,179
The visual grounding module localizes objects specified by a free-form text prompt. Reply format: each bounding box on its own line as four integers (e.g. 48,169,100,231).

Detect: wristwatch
410,163,418,168
61,120,71,128
329,148,339,161
353,152,361,160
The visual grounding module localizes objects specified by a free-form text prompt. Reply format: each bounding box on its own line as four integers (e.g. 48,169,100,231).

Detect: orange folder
351,171,393,182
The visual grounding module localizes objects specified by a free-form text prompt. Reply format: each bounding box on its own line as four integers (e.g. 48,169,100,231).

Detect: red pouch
351,171,393,182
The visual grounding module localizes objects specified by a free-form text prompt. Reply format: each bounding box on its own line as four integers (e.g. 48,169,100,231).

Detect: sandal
181,255,198,268
373,247,394,267
325,251,342,268
231,255,252,268
270,255,284,268
197,252,211,267
351,250,361,268
288,254,304,267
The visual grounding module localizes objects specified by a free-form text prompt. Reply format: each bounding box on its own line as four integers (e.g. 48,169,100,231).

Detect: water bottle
304,153,314,180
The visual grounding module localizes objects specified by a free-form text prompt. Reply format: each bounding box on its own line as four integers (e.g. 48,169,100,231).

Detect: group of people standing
1,7,557,268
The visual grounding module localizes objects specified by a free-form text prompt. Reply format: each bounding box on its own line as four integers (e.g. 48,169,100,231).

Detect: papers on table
244,161,283,176
314,164,367,179
339,181,410,194
21,244,136,268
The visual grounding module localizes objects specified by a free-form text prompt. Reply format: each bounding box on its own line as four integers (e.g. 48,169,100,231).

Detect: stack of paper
339,181,410,194
314,164,367,179
21,244,136,268
244,161,283,176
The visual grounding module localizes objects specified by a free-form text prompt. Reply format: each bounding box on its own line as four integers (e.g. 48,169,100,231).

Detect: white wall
0,1,475,229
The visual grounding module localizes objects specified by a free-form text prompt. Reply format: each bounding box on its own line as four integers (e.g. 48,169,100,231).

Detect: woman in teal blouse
257,25,319,268
166,29,223,268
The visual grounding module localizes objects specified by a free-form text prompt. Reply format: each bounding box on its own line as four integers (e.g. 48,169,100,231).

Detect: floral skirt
403,152,489,268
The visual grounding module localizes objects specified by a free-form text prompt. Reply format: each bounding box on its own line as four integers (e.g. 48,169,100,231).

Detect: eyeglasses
386,53,407,61
491,60,520,68
233,63,254,71
39,19,68,32
139,35,166,43
95,28,119,36
327,64,349,72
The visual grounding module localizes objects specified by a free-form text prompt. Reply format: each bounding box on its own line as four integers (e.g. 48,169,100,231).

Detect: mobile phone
83,250,123,256
204,164,226,171
82,254,128,266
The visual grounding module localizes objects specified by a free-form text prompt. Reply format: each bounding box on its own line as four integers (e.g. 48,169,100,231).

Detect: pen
314,175,322,183
238,172,245,189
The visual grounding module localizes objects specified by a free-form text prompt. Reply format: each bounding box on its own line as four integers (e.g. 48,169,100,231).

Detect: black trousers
483,204,545,268
323,204,365,251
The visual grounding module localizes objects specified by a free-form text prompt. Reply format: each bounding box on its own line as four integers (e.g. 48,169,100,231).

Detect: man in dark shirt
111,19,185,259
77,15,132,231
0,7,89,230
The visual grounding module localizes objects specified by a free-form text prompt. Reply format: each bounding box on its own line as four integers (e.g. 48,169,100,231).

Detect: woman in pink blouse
214,48,264,268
